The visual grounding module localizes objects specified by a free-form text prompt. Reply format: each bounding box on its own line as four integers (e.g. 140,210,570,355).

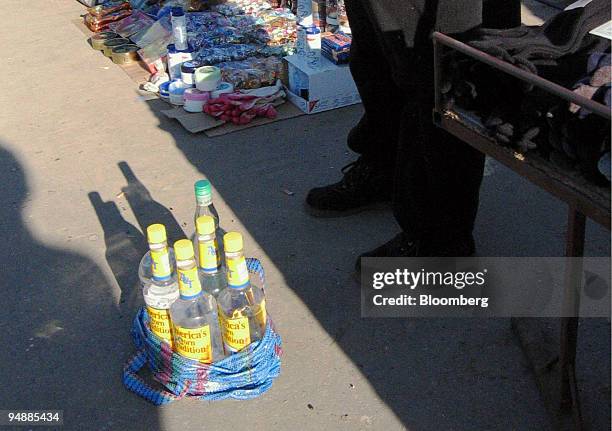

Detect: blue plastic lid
171,7,185,17
305,26,321,35
159,81,170,97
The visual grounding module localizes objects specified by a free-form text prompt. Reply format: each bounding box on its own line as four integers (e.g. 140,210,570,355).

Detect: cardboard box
283,54,361,114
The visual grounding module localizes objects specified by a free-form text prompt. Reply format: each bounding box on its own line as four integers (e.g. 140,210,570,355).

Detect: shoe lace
339,158,371,190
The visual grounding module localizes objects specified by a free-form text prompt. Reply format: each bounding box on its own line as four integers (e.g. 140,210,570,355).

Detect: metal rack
432,31,610,431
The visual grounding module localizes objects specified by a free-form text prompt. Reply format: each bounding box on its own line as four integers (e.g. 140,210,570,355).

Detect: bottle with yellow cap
195,215,226,298
217,232,266,354
170,239,224,363
140,224,179,348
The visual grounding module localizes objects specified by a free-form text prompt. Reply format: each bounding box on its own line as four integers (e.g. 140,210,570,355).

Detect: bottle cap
174,239,195,260
224,232,243,253
194,179,212,200
147,224,167,244
171,7,185,17
196,215,216,235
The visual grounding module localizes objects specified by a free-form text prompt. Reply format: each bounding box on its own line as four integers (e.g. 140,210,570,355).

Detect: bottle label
226,256,249,288
219,311,250,353
173,325,213,363
198,238,221,272
178,266,202,298
146,306,173,347
150,248,171,280
255,299,267,330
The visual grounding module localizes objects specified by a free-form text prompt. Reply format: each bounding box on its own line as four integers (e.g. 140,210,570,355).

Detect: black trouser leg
344,0,405,170
392,45,485,246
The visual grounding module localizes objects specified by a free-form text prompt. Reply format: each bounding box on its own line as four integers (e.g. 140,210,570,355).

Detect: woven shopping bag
123,258,283,405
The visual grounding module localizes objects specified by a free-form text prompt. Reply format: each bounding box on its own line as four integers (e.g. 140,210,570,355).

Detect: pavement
0,1,609,430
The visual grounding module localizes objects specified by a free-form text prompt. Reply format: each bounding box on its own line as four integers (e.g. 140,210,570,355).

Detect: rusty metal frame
433,31,610,431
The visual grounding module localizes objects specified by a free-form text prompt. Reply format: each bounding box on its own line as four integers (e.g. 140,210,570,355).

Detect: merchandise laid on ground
124,179,282,404
77,0,359,136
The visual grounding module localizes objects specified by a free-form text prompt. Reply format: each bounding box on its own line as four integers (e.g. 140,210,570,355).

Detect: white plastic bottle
195,215,227,298
170,239,224,363
171,7,188,51
141,224,179,347
217,232,267,354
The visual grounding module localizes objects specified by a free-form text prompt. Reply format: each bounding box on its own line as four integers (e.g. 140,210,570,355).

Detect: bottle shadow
0,144,162,430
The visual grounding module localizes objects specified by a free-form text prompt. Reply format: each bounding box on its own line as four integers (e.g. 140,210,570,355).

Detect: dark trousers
345,0,486,246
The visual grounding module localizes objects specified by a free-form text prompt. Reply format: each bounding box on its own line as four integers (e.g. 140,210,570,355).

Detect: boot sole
304,200,391,218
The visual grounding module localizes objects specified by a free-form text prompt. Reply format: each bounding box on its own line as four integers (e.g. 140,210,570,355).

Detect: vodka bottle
141,224,179,347
195,215,226,298
217,232,267,354
170,239,224,363
193,179,224,259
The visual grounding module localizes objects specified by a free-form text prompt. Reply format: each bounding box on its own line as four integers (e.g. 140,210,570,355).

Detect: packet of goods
85,9,132,32
218,56,283,89
321,31,351,64
87,1,131,18
212,0,273,16
187,11,231,32
131,15,172,48
191,27,249,51
203,83,286,125
245,16,297,46
108,10,155,37
195,43,262,65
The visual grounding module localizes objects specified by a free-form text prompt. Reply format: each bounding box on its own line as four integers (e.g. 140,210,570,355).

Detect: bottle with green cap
170,239,224,363
217,231,266,354
195,215,226,298
193,179,221,232
140,224,179,348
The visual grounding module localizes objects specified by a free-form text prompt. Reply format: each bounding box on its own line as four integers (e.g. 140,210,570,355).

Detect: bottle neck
195,195,212,207
225,250,250,289
149,242,172,281
177,259,202,299
197,232,222,273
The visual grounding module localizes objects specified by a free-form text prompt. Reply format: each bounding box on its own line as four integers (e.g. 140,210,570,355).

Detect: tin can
102,37,129,57
111,44,139,65
91,31,119,50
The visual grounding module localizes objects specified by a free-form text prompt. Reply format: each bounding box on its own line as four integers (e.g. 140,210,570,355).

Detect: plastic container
180,61,200,86
171,7,188,51
194,66,222,91
183,88,211,112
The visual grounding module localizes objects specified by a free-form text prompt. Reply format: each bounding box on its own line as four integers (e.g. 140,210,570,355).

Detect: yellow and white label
255,299,267,329
150,248,171,280
219,311,250,353
146,306,173,347
178,267,202,298
198,238,221,272
173,325,213,363
226,256,249,287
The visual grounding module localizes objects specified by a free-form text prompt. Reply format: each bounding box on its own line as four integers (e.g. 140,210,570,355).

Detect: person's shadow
0,145,162,430
88,161,188,320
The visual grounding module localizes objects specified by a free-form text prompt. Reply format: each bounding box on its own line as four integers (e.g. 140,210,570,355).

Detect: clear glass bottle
141,224,179,347
170,239,224,363
193,179,224,259
170,6,188,51
195,215,226,298
217,232,267,354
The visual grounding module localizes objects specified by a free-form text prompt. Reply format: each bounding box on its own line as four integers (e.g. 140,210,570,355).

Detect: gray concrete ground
0,1,609,430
